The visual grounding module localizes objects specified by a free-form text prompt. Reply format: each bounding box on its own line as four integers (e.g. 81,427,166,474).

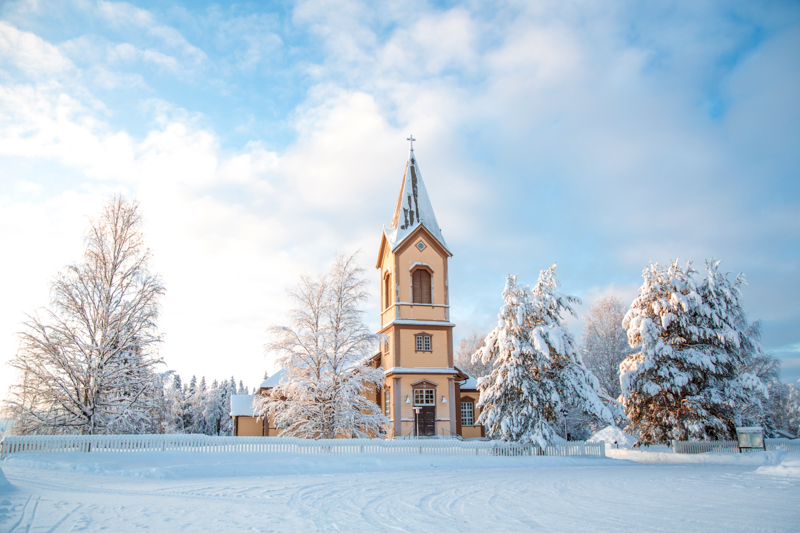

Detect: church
231,139,485,439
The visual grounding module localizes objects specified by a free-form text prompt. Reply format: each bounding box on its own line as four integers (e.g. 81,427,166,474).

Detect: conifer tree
474,266,613,448
621,259,765,445
167,374,185,433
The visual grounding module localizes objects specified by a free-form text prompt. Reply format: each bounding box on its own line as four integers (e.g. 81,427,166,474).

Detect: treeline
153,374,258,436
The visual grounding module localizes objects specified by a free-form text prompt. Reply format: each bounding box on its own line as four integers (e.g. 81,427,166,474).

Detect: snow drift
0,467,11,492
589,426,637,449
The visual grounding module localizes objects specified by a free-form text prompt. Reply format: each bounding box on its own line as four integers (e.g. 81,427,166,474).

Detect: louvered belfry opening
412,269,432,304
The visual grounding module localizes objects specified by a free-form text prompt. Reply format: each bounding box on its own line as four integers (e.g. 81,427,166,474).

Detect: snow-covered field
1,450,798,532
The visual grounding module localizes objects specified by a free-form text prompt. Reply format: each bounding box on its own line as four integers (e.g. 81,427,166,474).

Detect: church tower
376,138,462,438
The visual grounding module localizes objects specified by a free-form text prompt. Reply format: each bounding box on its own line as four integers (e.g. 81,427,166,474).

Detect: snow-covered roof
230,394,256,416
460,376,479,391
384,145,450,254
260,369,285,389
357,351,381,366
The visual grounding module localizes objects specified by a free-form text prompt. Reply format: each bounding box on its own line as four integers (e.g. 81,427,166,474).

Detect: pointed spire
386,137,449,253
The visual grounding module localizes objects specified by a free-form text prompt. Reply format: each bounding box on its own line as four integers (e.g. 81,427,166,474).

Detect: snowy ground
1,450,798,532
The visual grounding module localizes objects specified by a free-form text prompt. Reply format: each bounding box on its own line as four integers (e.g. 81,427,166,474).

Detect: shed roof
230,394,256,416
260,369,286,389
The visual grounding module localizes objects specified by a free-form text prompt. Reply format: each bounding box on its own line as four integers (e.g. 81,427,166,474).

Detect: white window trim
461,402,474,426
414,389,435,406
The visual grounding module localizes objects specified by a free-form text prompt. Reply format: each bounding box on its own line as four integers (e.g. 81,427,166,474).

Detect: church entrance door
416,406,436,436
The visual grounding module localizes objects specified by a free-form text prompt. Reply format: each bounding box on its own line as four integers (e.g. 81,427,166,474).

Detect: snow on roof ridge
386,142,449,253
260,369,285,389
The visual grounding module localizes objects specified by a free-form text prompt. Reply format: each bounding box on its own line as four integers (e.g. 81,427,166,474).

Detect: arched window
384,273,392,309
412,269,431,304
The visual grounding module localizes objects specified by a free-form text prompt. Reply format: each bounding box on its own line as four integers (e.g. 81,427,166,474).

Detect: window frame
414,388,435,406
383,272,392,310
411,267,432,304
461,401,474,426
415,333,432,352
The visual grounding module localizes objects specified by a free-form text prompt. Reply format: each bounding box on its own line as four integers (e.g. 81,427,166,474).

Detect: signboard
735,427,765,451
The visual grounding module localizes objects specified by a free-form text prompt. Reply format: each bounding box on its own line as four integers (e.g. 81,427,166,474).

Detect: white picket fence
0,434,604,458
673,438,800,454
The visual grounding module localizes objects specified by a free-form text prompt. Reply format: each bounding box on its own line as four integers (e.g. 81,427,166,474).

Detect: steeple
385,136,449,253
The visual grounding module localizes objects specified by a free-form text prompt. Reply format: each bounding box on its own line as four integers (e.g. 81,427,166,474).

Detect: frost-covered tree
473,267,613,448
217,379,234,436
730,319,780,431
255,253,388,439
580,295,636,399
454,331,493,378
4,196,165,435
768,381,800,437
187,376,208,434
165,374,185,433
621,259,765,445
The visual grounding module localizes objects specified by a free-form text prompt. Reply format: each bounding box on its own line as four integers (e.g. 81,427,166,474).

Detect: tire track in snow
7,495,36,533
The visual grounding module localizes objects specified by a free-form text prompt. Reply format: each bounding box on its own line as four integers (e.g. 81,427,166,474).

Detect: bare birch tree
454,331,493,378
255,253,387,439
3,195,165,435
580,295,636,400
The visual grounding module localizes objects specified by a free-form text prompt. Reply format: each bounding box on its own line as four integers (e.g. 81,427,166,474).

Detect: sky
0,0,798,397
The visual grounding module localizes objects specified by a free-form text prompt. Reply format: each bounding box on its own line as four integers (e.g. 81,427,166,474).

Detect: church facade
232,141,484,439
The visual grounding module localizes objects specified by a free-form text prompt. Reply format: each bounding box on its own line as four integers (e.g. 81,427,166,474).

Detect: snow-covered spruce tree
255,253,388,439
165,374,185,433
580,295,637,400
620,259,765,445
4,196,165,435
473,267,613,448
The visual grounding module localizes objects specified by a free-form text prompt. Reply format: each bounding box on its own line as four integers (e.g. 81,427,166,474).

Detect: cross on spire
407,135,416,151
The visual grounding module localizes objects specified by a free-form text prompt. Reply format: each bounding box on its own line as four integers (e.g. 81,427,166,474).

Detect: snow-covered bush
474,266,613,448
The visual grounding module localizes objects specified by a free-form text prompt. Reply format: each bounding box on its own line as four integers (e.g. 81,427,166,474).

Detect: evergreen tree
189,377,208,434
621,259,765,445
218,379,233,436
167,374,185,433
474,267,613,448
182,376,196,433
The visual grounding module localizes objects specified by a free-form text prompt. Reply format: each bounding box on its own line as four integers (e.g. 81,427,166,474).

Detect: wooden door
416,406,435,436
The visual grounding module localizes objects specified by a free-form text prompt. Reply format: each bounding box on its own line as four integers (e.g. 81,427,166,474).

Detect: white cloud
0,21,74,77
